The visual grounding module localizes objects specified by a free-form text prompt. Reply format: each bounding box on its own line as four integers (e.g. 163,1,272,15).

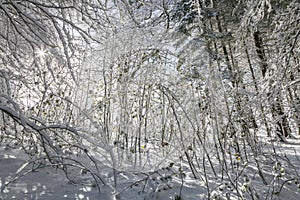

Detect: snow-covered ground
0,145,99,200
1,132,300,200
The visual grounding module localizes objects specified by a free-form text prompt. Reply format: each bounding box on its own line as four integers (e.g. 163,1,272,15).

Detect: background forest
1,0,300,199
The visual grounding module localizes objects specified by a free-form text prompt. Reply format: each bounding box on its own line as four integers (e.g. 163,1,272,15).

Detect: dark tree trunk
253,31,291,138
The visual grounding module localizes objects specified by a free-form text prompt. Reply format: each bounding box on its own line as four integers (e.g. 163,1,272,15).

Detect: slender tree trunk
216,14,258,130
243,39,270,135
253,31,291,138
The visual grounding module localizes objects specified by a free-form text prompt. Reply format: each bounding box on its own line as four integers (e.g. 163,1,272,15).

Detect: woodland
0,0,300,199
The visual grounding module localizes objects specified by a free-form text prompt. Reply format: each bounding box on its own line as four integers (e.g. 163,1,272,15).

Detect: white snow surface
1,131,300,200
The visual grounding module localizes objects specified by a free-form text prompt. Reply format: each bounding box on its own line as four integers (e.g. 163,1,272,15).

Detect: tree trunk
253,31,291,138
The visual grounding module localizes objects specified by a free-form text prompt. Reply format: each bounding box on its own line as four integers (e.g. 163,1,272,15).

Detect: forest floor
1,132,300,200
0,144,205,200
